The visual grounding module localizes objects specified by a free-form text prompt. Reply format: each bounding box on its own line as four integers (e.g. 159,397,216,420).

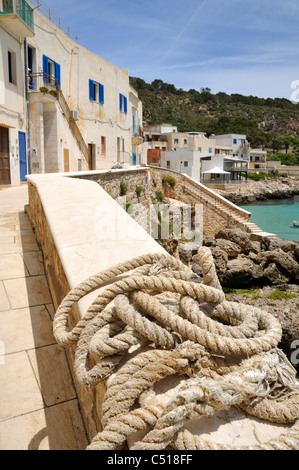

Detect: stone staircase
181,174,278,239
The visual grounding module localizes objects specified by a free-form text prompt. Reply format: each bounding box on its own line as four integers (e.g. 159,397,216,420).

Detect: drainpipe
24,39,31,175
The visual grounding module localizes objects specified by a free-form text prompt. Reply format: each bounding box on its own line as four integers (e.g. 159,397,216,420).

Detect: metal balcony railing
1,0,34,31
28,0,70,37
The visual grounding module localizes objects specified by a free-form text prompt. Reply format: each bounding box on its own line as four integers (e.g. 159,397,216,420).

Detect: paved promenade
0,184,88,450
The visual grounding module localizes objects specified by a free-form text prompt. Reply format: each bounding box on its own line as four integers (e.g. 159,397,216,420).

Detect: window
184,161,188,167
43,55,61,87
233,138,237,144
174,139,179,145
198,147,202,152
167,161,170,169
8,51,17,85
184,139,187,145
89,80,104,104
208,147,212,153
119,93,127,114
101,136,106,154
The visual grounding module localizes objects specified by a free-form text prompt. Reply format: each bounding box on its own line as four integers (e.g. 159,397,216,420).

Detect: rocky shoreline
195,228,299,289
187,228,299,371
226,284,299,371
215,176,299,205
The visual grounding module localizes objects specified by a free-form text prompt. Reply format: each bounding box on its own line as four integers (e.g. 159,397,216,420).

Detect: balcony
132,126,144,146
0,0,34,37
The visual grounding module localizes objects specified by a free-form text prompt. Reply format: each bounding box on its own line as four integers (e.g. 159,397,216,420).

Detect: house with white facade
249,149,267,169
0,0,145,186
211,134,250,160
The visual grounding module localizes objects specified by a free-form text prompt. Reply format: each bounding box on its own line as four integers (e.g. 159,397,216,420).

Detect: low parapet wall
26,173,166,442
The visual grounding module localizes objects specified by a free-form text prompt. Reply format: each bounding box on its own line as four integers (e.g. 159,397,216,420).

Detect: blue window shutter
89,80,94,100
55,62,61,88
119,93,123,111
43,55,49,82
99,84,104,104
124,96,127,114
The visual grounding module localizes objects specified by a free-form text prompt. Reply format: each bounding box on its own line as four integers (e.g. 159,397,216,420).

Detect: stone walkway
0,184,88,450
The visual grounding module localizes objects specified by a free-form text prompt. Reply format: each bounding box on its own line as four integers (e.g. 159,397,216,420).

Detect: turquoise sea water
239,196,299,242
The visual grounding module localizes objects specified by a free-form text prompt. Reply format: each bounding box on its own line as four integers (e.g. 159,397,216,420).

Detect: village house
0,0,146,186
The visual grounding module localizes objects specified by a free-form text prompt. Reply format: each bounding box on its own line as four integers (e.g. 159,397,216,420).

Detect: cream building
167,131,216,155
0,0,145,186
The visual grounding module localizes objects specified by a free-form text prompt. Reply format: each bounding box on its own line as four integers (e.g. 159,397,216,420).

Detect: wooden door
64,149,70,172
0,127,10,185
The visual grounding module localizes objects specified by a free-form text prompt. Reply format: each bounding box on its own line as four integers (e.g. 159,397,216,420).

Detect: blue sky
41,0,299,99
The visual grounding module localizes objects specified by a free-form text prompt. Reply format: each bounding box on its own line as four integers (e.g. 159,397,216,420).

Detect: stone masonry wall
26,182,101,442
72,168,248,238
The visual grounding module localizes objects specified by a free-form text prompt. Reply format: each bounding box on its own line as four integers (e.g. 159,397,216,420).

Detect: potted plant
39,86,49,94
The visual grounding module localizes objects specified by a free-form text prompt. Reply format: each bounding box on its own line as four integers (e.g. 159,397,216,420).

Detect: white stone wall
1,5,145,186
27,9,145,172
0,26,28,185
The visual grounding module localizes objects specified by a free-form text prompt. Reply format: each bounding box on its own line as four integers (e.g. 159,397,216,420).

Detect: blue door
132,153,137,165
18,132,27,182
132,114,136,137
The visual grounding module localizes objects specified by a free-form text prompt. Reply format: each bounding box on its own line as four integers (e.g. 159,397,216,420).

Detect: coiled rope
53,247,299,450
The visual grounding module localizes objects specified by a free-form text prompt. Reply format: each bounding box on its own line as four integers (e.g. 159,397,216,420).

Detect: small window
174,139,179,144
233,138,237,144
167,161,170,169
8,50,17,85
209,147,212,153
184,139,187,145
198,147,202,152
101,136,106,154
119,93,127,114
184,161,188,167
89,80,104,104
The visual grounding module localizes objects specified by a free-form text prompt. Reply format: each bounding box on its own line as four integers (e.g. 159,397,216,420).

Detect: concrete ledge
27,174,165,318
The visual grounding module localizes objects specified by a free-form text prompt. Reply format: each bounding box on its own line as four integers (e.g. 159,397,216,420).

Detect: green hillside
130,77,299,152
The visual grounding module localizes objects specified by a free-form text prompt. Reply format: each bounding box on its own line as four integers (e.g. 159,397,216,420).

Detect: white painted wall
0,26,28,185
161,148,202,181
1,4,146,185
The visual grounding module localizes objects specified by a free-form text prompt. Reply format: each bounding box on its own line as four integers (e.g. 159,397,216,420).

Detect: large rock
256,249,299,282
212,239,240,258
227,284,299,372
223,256,259,288
215,228,258,255
210,246,228,281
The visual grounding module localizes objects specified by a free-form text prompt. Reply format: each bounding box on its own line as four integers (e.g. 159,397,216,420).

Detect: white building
211,134,250,160
161,148,202,181
0,0,145,186
249,149,267,169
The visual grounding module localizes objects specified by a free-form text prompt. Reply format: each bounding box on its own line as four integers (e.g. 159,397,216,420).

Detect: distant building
249,149,267,169
211,134,250,160
0,0,146,186
166,131,216,154
160,148,202,181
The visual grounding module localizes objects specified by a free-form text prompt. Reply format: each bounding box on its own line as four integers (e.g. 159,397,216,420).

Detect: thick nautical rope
53,247,299,451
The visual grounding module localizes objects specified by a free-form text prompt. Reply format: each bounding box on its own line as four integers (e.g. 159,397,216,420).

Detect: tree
281,136,294,154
